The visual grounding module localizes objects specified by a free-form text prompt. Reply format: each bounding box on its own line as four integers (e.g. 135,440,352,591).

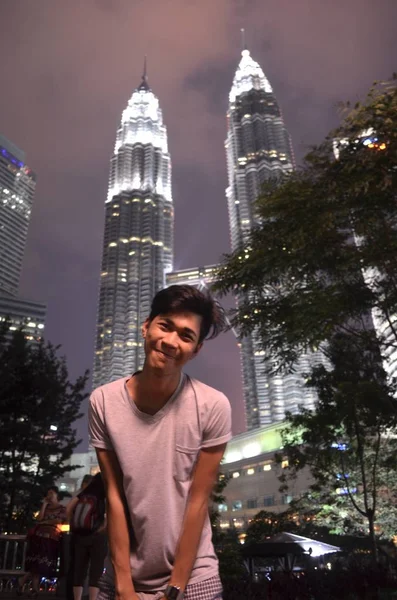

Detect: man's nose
163,331,178,348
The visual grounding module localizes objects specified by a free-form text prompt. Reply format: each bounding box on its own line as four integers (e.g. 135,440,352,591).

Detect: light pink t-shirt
88,374,232,592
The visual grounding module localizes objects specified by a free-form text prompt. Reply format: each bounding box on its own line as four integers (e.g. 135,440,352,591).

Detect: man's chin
147,355,179,372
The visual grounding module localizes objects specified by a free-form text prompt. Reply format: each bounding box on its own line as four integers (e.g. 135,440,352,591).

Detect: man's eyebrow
162,317,198,339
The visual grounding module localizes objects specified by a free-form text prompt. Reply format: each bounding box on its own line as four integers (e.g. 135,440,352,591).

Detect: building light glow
229,49,273,103
242,442,261,458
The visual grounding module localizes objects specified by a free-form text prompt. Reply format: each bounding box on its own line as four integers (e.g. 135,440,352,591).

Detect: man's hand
115,593,139,600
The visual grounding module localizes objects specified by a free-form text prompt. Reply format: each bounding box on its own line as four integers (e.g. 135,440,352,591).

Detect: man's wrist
114,572,135,595
164,584,184,600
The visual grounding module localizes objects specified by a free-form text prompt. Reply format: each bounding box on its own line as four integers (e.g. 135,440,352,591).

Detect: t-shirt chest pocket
173,444,200,482
172,386,202,482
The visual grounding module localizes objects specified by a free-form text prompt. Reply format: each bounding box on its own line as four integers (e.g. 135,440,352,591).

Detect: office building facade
0,134,46,340
0,135,36,297
0,295,46,345
93,69,173,388
166,264,219,289
219,424,311,533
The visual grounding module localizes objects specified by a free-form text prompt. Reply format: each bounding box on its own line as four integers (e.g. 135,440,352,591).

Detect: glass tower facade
93,71,173,388
0,135,36,297
0,134,46,343
225,49,320,430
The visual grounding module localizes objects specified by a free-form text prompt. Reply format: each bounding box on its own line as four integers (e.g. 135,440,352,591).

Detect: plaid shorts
98,574,223,600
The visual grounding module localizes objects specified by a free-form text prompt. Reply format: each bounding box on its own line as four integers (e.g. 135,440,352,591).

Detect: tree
277,333,397,560
244,509,298,543
208,473,249,585
0,323,89,532
210,471,231,546
215,75,397,373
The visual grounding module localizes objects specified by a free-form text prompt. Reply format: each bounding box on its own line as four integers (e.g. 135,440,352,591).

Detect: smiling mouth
157,349,175,360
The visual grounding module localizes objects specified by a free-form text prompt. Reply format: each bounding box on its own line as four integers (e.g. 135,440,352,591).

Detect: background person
67,473,107,600
18,486,66,597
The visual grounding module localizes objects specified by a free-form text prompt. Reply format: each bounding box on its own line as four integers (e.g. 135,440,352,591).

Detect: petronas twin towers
93,45,316,430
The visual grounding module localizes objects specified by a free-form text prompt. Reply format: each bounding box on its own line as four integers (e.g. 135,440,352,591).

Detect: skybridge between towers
165,264,238,337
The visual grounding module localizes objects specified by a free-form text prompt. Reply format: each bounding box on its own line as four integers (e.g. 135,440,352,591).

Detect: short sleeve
88,390,113,450
201,393,232,448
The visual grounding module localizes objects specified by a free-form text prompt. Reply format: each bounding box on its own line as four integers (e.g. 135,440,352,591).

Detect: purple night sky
0,0,396,448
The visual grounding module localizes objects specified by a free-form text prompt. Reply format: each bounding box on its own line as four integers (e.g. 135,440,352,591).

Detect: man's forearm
107,494,135,596
169,497,209,591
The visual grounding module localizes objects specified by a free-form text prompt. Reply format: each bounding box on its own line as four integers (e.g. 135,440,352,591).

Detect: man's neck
127,367,182,415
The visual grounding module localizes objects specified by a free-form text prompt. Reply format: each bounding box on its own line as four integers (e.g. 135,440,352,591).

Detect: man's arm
96,448,138,600
168,443,226,593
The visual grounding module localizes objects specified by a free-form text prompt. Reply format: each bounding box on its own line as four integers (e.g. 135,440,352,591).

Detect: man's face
142,311,203,374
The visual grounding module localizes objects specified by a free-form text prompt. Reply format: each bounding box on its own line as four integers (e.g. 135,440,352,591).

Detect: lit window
281,494,293,505
281,459,289,469
232,501,242,511
263,464,271,472
232,471,240,479
246,468,255,476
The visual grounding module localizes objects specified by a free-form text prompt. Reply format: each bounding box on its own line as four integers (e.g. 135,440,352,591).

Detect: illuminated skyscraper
0,134,46,342
0,135,36,297
225,46,319,429
93,66,173,388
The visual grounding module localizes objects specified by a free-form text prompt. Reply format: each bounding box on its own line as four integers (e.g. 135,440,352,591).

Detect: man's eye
181,334,193,342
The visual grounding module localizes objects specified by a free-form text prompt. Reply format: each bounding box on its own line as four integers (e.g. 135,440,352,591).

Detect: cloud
1,0,397,439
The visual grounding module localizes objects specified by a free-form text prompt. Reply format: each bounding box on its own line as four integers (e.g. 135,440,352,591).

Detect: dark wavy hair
148,285,227,344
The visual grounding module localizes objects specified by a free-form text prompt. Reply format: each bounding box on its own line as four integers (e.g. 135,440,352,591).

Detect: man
66,474,107,600
89,285,232,600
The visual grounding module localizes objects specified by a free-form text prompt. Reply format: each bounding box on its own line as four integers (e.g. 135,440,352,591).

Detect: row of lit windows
219,493,293,513
95,340,143,354
229,459,288,479
108,237,164,248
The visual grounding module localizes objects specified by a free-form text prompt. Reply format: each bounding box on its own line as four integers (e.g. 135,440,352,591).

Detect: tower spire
138,55,150,91
143,55,147,81
241,28,247,51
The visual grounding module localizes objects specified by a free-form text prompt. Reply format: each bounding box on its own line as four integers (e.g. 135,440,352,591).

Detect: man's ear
191,342,203,358
142,318,150,338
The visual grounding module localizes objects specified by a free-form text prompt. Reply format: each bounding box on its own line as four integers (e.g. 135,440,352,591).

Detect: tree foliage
278,333,397,558
244,509,298,543
244,506,331,546
0,323,89,532
215,75,397,372
210,472,231,545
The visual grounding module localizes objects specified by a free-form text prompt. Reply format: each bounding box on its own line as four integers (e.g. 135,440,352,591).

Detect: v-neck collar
123,372,186,423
